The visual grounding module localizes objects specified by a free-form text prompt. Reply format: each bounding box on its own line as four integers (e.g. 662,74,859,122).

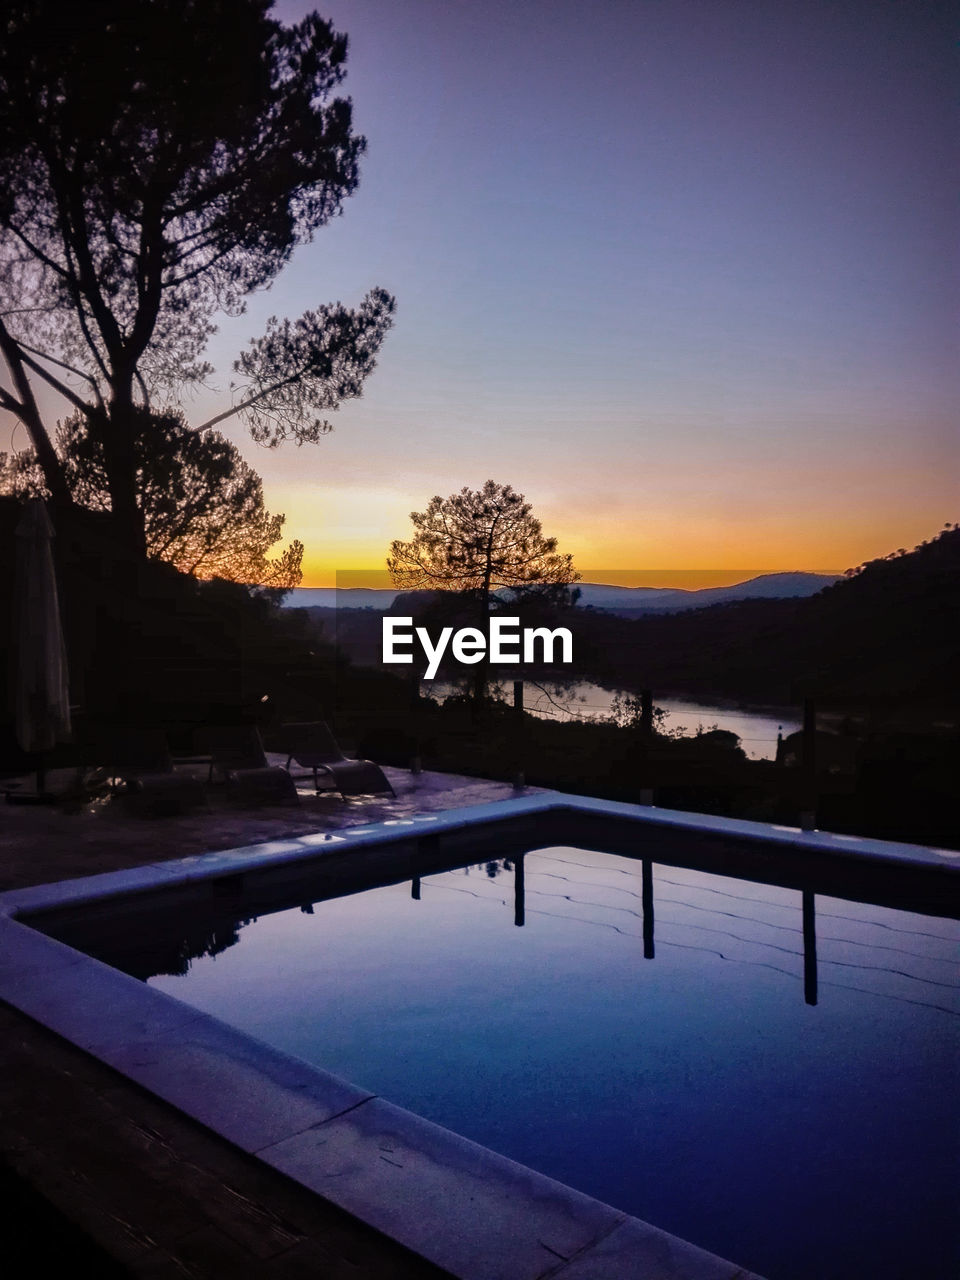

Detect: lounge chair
200,724,298,804
282,721,395,798
98,727,206,812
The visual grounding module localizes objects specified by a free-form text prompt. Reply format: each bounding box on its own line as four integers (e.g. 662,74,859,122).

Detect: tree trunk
0,321,71,508
471,579,492,722
103,397,147,559
26,417,71,507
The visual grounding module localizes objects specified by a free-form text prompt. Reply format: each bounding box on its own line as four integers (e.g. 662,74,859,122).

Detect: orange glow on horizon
282,484,949,590
305,565,843,591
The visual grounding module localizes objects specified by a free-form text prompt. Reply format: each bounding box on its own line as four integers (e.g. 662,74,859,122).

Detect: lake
425,679,800,759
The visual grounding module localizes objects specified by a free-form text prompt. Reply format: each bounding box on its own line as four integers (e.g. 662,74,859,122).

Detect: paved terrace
0,764,536,893
0,768,535,1279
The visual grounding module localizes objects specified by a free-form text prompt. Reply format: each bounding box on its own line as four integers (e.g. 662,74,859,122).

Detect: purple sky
5,0,957,583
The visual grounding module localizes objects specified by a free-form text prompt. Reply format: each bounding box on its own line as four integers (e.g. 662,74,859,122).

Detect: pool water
100,847,960,1278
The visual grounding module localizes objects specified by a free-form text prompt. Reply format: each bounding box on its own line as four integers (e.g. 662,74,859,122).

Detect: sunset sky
4,0,957,586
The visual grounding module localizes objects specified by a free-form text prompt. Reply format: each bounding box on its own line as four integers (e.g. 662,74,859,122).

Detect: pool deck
0,762,543,893
3,769,956,1278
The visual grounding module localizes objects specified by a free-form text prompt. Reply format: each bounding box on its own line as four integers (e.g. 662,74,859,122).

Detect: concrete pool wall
2,792,957,1279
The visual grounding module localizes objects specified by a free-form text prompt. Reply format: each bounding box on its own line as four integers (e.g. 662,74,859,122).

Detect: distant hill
575,572,838,615
282,571,839,615
570,526,960,707
282,587,399,610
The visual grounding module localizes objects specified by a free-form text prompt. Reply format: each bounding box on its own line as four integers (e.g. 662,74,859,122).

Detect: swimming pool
5,795,958,1279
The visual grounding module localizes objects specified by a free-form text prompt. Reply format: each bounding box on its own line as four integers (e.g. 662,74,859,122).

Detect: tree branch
46,150,126,364
14,344,96,416
0,317,69,502
194,370,305,432
16,340,105,407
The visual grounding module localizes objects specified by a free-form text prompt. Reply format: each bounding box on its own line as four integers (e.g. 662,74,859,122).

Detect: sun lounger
200,724,298,804
98,727,206,812
282,721,395,798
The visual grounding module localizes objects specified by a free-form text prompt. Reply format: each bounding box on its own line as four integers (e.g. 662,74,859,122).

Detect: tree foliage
0,409,303,590
0,0,394,549
387,480,580,614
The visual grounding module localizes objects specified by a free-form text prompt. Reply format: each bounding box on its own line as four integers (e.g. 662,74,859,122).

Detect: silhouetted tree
0,1,394,554
388,480,580,617
388,481,579,707
0,408,302,590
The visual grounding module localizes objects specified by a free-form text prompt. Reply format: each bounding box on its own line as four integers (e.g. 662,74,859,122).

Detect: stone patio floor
0,767,539,1278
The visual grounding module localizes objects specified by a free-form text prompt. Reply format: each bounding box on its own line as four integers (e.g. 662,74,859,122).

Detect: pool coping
2,792,956,1280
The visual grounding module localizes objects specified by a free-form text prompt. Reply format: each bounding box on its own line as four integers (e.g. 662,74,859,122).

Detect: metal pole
512,680,525,789
801,698,817,830
410,667,422,774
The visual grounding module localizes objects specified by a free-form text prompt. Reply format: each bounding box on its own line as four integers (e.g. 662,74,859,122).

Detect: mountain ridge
281,571,839,615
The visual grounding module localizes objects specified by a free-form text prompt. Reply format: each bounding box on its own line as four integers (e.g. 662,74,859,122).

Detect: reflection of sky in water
425,680,801,758
150,847,959,1280
655,697,801,757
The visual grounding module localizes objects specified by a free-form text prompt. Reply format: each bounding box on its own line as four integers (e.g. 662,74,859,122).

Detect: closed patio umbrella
13,499,71,787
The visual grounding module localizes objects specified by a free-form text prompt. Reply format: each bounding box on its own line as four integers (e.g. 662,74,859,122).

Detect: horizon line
293,568,845,591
